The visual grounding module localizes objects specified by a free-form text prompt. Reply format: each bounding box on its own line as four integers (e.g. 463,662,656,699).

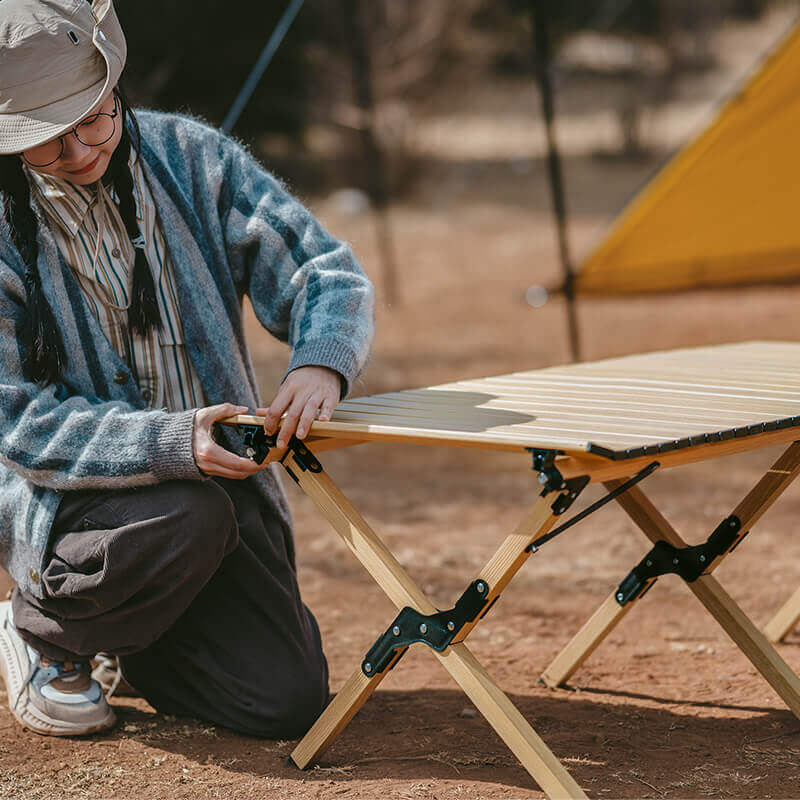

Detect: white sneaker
0,601,115,735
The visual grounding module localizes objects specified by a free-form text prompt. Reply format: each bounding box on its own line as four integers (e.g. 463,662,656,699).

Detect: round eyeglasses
22,95,119,168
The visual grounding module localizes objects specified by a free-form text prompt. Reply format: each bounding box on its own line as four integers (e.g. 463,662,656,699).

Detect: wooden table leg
541,441,800,690
541,594,635,688
292,655,400,770
287,453,587,798
765,586,800,643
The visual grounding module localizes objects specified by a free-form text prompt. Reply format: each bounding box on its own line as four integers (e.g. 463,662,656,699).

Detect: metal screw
476,581,486,594
392,626,401,636
672,557,679,565
699,554,707,563
616,592,624,601
447,621,455,631
419,623,428,635
537,472,548,485
364,662,372,673
645,560,652,567
729,519,737,528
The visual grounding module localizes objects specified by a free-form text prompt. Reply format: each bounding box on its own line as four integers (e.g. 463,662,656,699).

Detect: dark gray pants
12,477,329,738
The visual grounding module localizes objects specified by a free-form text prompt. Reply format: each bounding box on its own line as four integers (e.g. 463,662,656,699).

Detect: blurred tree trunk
343,0,400,307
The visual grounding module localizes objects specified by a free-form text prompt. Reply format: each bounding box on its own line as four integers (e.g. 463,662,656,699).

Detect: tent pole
530,0,582,363
221,0,306,134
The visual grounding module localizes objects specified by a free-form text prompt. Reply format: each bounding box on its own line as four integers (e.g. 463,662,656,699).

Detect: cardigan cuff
148,409,207,482
284,338,363,399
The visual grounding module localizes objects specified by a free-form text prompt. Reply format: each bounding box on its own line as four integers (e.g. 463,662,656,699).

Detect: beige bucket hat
0,0,126,155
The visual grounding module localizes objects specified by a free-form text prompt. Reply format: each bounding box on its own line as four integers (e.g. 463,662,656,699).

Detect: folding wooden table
222,340,800,799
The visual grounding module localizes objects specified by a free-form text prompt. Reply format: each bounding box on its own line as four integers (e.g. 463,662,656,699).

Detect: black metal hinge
528,448,589,515
615,515,743,606
361,580,491,677
234,423,322,482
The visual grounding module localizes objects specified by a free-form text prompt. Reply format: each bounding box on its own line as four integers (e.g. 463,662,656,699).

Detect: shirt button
111,247,121,259
113,370,129,385
28,568,39,583
141,388,153,402
82,519,91,530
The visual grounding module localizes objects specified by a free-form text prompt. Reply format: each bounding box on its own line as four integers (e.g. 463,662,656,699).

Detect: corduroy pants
11,476,329,738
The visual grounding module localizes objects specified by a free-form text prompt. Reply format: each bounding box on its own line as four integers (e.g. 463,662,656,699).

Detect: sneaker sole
0,610,115,737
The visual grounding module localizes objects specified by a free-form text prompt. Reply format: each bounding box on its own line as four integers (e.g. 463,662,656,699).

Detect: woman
0,0,374,737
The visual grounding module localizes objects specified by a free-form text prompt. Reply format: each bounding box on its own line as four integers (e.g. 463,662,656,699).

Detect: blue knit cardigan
0,111,375,598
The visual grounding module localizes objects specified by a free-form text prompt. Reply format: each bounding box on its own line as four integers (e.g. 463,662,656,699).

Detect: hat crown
0,1,100,96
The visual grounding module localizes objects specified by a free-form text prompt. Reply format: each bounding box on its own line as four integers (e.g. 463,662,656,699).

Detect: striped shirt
26,154,206,411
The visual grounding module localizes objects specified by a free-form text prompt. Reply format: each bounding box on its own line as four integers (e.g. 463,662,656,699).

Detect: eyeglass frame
21,93,120,168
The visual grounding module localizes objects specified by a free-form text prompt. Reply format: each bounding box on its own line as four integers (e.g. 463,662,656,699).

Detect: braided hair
0,85,161,387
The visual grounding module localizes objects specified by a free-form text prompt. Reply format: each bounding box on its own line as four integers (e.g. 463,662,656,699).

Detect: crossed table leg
278,440,589,799
540,442,800,724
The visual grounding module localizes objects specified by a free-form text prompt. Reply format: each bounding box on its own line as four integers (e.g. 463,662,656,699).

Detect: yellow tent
574,20,800,296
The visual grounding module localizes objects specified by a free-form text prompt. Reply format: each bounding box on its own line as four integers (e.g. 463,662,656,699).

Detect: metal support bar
526,460,660,552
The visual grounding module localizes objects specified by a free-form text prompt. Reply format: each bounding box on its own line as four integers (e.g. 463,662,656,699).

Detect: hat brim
0,79,111,155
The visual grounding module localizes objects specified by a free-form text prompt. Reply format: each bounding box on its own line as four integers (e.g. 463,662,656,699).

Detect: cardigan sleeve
219,135,374,398
0,260,204,490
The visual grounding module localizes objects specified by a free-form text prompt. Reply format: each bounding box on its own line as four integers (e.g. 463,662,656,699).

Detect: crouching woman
0,0,373,737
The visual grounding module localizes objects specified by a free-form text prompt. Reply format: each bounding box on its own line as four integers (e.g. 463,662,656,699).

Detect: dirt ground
4,9,800,800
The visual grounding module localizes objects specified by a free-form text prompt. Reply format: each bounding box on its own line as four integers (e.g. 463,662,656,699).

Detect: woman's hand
193,403,269,479
258,366,341,448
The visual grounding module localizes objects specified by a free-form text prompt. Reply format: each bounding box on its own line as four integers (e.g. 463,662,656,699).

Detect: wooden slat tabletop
291,341,800,460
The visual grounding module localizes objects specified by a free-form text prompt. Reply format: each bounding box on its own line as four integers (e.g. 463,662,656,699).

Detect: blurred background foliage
117,0,774,195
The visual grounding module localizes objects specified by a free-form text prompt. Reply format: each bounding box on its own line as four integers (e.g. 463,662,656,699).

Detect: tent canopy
575,21,800,296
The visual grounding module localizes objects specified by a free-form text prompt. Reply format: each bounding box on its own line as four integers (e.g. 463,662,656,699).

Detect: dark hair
0,84,162,386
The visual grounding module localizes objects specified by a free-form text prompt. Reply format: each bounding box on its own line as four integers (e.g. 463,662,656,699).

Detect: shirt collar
27,149,144,239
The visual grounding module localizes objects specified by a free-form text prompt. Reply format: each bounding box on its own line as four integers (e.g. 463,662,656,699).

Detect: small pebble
459,706,478,719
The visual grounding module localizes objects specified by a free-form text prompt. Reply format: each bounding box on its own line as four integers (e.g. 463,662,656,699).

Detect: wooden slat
227,343,800,461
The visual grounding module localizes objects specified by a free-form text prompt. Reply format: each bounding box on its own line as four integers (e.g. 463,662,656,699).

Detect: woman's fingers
296,391,325,440
277,391,313,448
257,366,342,448
194,403,269,478
262,385,292,435
318,393,336,422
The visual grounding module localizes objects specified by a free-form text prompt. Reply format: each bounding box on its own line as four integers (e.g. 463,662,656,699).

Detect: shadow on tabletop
104,686,799,797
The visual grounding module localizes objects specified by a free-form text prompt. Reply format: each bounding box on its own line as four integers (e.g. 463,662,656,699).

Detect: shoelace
93,653,123,698
12,657,36,713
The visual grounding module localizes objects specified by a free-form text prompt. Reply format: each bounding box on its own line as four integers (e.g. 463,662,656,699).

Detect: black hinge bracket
361,579,491,677
233,423,322,483
528,448,590,516
238,423,272,464
615,515,743,606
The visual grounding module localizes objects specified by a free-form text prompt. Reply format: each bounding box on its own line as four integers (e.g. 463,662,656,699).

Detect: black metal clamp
615,514,743,606
361,579,492,677
231,423,322,483
528,448,590,516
